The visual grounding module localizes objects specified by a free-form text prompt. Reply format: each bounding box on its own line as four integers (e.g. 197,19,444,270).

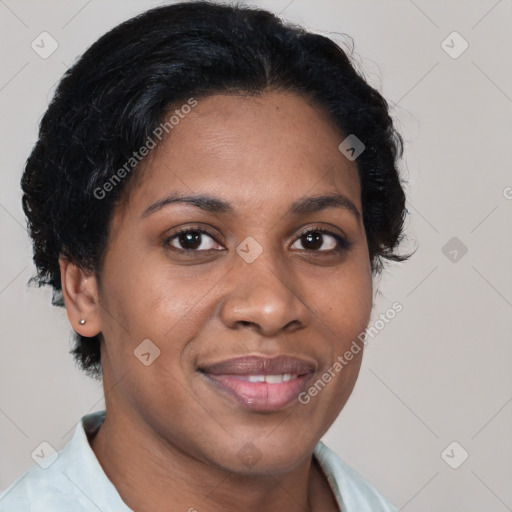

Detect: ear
59,256,102,337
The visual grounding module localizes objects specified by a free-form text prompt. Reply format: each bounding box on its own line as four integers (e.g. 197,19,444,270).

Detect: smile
198,355,316,412
234,374,299,383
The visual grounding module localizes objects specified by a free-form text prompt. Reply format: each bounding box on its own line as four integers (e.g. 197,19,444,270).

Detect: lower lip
201,373,312,412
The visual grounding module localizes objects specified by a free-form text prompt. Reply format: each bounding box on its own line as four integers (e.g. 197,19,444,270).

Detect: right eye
164,227,224,253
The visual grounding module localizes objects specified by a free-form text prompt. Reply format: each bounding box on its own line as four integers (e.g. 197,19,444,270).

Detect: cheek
99,250,191,335
299,269,371,430
98,257,224,378
319,263,373,341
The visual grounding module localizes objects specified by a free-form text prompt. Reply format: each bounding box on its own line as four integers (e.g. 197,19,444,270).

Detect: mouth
197,355,316,412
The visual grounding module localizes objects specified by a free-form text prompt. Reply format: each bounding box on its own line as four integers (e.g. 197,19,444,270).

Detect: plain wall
1,0,511,510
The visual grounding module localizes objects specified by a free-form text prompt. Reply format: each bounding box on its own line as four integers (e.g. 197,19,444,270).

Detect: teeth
246,374,298,383
248,375,265,383
265,374,284,384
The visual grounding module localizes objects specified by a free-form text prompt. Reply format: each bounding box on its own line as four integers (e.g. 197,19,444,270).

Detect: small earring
79,319,86,325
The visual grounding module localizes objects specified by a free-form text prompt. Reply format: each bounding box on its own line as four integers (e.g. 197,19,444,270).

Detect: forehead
116,91,361,221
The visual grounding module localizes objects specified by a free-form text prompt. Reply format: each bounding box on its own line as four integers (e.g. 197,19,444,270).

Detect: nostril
238,320,257,328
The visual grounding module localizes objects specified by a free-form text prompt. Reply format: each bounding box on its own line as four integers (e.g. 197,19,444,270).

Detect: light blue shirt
0,410,397,511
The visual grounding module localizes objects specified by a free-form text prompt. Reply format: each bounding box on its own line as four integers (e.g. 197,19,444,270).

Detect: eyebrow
289,193,360,221
141,193,233,218
141,192,361,221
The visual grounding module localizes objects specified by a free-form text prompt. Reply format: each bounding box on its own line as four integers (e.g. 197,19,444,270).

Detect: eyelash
164,225,353,255
294,227,353,253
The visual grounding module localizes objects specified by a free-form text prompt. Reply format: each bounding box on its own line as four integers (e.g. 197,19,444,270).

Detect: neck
89,404,337,512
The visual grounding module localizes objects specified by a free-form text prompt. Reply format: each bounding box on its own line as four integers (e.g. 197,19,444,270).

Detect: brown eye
166,229,223,252
291,229,352,252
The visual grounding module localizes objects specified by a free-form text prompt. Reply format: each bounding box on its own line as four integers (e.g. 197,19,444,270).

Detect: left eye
290,230,345,252
166,229,223,251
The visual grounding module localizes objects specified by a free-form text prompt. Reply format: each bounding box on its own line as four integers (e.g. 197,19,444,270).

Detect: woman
0,2,411,510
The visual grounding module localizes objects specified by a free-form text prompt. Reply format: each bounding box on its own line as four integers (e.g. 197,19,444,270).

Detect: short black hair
21,1,412,380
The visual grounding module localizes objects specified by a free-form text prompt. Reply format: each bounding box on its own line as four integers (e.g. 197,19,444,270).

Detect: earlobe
58,256,101,337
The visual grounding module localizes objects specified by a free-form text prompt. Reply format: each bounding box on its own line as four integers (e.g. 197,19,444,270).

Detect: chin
205,436,315,476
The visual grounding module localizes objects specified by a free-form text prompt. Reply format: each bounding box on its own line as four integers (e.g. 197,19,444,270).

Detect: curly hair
21,1,412,379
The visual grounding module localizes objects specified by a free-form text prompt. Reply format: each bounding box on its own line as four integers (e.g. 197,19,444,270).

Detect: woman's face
95,91,373,473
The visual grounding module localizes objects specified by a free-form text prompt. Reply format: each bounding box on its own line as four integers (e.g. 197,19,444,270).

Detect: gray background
1,0,511,510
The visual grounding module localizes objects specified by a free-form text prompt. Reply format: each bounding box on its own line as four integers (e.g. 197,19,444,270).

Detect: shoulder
0,410,129,512
0,457,93,511
314,441,398,512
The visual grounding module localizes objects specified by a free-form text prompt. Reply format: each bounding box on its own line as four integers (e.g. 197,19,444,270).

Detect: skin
60,91,374,512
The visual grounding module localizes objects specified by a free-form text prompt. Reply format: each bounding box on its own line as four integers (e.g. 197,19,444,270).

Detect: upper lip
198,355,317,376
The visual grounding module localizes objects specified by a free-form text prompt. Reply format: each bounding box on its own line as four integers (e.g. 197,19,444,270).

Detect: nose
219,251,311,337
